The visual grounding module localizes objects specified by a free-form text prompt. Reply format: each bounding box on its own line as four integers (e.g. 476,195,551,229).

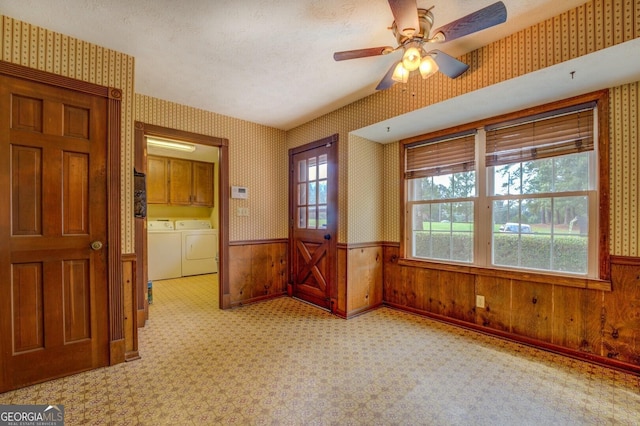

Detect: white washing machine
175,220,218,276
147,220,182,280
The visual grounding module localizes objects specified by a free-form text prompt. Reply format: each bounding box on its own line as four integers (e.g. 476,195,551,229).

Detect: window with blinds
402,94,605,279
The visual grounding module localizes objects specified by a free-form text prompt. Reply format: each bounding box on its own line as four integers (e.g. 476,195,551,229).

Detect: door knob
324,234,331,240
90,241,103,250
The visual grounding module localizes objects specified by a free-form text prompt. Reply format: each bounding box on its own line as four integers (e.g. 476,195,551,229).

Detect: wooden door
169,158,192,205
146,155,169,204
192,161,214,206
289,135,338,311
0,75,109,392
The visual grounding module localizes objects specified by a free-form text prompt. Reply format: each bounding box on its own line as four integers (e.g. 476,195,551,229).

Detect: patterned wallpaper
610,82,640,257
1,15,136,253
3,0,640,255
347,136,384,243
287,0,640,255
383,142,401,243
134,94,288,242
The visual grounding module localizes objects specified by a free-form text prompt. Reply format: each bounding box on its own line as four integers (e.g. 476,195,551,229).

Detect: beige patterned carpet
1,273,639,425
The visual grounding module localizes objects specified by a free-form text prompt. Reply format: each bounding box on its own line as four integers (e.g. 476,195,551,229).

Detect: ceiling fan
333,0,507,90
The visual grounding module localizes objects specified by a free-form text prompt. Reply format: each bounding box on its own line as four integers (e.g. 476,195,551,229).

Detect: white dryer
147,220,182,280
175,220,218,276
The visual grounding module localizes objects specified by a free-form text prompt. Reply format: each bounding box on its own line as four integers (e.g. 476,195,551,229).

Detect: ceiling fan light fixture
333,1,507,90
391,62,409,83
402,45,422,71
419,55,439,78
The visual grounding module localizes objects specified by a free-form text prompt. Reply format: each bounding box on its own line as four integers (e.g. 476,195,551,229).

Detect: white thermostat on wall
231,186,248,199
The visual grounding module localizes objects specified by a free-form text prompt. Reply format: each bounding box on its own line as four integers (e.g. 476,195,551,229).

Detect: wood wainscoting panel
346,246,383,317
475,275,511,332
382,245,401,305
229,245,252,304
437,270,475,323
229,240,287,307
551,285,602,355
510,280,553,343
401,267,430,312
336,245,347,317
251,242,287,299
121,255,140,361
602,263,640,364
383,251,640,373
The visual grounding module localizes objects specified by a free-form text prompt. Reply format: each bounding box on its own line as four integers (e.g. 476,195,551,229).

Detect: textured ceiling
1,0,589,130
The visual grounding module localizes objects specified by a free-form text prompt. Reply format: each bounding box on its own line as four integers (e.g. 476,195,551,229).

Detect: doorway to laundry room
134,123,230,326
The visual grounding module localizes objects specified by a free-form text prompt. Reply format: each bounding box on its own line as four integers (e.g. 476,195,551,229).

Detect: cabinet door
169,158,192,205
147,156,169,204
192,161,214,207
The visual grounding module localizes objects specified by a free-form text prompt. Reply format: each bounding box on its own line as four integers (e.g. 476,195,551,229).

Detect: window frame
400,91,611,283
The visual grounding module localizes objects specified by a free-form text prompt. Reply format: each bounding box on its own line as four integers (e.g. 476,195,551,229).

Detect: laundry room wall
135,94,288,242
135,94,289,307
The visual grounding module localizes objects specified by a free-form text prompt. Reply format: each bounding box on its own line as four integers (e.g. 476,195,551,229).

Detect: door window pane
298,183,306,206
318,205,327,229
308,157,317,181
294,151,332,231
318,154,327,179
308,206,317,229
297,207,306,229
298,159,307,182
308,182,317,205
318,179,327,204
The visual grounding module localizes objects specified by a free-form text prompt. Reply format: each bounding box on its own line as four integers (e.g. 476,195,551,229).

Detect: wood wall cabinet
147,155,214,207
191,161,215,206
146,156,169,204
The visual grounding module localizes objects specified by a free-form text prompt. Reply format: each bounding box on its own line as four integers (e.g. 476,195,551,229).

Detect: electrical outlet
476,295,485,309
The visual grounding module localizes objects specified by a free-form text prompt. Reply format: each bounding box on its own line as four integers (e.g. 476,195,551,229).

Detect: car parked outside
499,222,532,233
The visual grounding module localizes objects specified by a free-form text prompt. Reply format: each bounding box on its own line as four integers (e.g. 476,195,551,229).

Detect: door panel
11,145,42,235
289,135,338,311
0,75,109,392
63,259,91,342
12,263,44,352
63,152,89,234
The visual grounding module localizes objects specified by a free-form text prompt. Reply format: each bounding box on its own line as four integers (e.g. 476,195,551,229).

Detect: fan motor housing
392,8,434,45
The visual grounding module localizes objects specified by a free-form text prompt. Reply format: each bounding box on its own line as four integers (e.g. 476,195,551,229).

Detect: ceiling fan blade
432,50,469,78
431,1,507,42
333,46,394,61
376,62,398,90
388,0,420,37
